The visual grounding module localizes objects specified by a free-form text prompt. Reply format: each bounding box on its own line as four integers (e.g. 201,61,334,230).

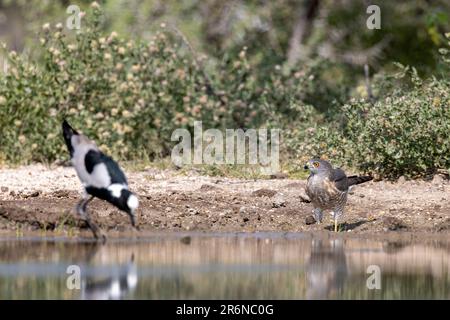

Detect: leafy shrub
0,4,323,165
296,62,450,179
1,3,448,181
0,5,263,163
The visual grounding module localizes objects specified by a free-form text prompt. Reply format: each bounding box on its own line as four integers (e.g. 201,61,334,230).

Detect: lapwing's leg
76,196,106,241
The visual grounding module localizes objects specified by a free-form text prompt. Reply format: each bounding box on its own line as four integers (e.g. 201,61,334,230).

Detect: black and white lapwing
81,254,138,300
62,120,139,239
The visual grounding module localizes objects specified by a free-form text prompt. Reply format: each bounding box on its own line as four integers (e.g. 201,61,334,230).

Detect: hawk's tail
347,175,373,186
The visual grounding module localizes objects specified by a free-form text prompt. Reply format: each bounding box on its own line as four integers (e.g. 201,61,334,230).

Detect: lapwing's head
62,120,96,157
117,189,139,227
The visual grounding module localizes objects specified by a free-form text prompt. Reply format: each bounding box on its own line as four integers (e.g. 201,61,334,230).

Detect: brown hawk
305,158,372,232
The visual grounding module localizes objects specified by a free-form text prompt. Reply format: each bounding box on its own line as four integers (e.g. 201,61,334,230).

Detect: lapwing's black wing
84,150,128,185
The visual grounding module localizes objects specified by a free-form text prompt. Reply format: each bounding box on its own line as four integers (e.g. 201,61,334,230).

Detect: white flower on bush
122,110,131,118
51,48,60,56
49,108,57,117
123,125,133,133
95,112,104,119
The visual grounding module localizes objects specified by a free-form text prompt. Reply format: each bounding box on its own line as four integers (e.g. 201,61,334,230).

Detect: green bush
1,3,449,180
0,4,324,165
0,5,265,164
296,63,450,179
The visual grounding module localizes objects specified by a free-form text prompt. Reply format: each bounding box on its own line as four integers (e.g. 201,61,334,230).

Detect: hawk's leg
332,210,344,232
313,208,323,224
76,196,106,241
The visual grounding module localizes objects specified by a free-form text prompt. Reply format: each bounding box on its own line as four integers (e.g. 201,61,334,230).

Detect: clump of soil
252,189,277,198
199,184,220,192
382,216,408,231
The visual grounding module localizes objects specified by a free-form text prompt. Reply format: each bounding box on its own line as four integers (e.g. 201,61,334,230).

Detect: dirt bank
0,165,449,237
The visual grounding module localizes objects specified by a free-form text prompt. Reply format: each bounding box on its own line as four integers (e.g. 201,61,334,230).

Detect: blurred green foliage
295,48,450,178
0,1,449,178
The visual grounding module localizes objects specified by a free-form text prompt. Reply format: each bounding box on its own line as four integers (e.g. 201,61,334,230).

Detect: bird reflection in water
306,239,348,299
77,244,138,300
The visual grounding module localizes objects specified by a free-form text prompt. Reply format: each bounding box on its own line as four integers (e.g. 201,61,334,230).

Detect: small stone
1,187,8,193
397,176,406,184
28,191,40,198
180,236,191,245
432,174,444,185
188,208,199,215
305,215,316,225
272,196,286,208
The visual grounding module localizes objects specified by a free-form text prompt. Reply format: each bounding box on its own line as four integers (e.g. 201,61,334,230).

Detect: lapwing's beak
130,213,136,227
130,212,140,231
304,164,309,170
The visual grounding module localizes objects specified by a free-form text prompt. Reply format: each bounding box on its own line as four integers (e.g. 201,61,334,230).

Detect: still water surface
0,233,449,299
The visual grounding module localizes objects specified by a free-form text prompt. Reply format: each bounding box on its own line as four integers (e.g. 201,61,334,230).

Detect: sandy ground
0,164,449,237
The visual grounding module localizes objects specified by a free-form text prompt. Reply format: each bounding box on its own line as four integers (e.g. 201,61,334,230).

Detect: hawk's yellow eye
313,161,320,168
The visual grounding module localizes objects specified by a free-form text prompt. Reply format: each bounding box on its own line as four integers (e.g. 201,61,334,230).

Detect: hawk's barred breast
306,175,347,212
